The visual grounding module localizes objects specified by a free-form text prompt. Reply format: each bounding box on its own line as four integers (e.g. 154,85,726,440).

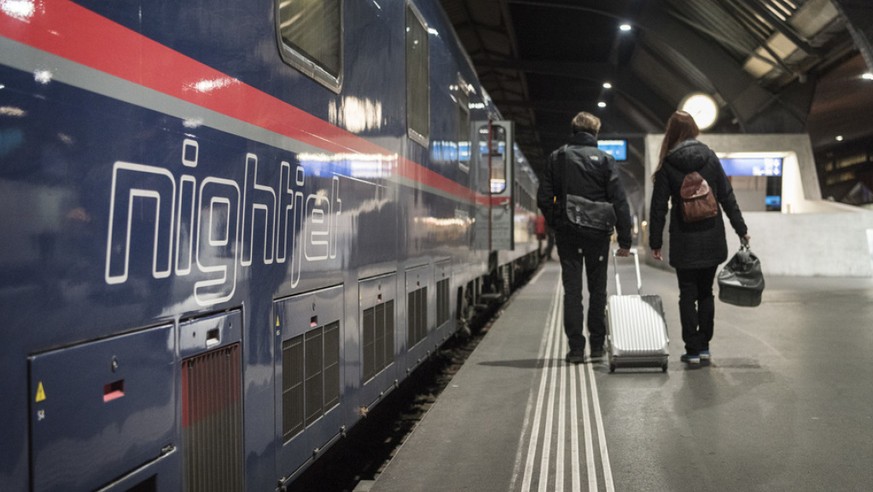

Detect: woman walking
649,111,750,365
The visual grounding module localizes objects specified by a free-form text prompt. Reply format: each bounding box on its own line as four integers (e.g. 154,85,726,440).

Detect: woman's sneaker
699,350,711,361
681,353,701,364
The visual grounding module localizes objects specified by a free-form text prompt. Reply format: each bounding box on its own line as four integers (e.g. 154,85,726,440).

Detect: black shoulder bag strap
557,144,569,209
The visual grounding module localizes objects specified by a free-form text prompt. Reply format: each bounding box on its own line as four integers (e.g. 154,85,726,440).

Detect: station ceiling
439,0,873,174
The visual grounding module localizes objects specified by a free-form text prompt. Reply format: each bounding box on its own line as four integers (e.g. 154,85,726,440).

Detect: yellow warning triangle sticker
35,382,46,403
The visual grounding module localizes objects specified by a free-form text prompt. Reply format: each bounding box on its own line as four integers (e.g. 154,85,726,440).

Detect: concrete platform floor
369,259,873,492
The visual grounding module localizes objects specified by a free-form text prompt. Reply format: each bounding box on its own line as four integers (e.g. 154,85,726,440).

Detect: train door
472,120,515,251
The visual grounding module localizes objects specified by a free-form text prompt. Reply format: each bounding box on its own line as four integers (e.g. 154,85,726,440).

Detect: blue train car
0,1,538,490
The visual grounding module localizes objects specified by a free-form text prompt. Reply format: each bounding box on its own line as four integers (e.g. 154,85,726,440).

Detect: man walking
537,112,633,364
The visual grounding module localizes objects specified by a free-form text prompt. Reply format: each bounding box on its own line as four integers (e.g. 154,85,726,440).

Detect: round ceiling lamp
680,93,719,130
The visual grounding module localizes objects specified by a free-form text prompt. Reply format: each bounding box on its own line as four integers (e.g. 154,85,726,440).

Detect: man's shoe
589,348,605,361
699,350,711,361
681,353,701,364
566,350,585,364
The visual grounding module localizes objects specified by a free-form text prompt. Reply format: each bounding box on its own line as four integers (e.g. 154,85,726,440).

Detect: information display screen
597,139,627,161
719,157,783,176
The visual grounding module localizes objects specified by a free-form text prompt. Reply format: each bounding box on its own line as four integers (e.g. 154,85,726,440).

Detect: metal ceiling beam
735,0,823,56
492,98,597,113
533,110,643,139
610,71,675,127
638,0,807,131
473,57,616,80
831,0,873,72
496,101,649,135
612,94,663,134
506,0,630,21
475,57,673,126
664,7,787,73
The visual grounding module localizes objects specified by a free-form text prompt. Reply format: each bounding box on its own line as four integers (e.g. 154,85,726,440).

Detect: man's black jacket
536,132,633,249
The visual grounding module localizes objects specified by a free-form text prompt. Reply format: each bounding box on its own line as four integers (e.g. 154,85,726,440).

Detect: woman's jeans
676,266,718,354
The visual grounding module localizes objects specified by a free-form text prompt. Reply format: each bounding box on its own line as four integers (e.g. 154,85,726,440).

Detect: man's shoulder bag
565,193,616,232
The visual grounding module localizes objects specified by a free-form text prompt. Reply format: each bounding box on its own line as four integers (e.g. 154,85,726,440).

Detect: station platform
366,257,873,491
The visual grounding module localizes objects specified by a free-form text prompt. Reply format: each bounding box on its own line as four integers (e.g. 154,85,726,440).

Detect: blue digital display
458,141,470,161
597,139,627,161
719,157,783,176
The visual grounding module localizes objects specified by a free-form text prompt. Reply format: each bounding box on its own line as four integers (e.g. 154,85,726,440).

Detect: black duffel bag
717,240,764,307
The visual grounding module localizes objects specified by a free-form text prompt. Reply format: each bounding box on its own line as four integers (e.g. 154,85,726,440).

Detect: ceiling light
602,82,612,89
835,135,844,142
597,101,607,108
863,72,873,81
619,24,632,32
680,93,718,131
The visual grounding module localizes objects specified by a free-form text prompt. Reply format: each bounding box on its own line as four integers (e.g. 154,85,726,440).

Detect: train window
277,0,342,93
406,3,430,146
478,124,508,194
456,83,471,173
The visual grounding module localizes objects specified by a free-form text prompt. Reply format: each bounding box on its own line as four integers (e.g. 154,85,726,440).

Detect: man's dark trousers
555,229,611,352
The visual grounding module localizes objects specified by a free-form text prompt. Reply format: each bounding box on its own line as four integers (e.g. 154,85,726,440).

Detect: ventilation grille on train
181,344,243,492
407,286,428,347
363,300,395,382
436,278,449,327
283,321,340,441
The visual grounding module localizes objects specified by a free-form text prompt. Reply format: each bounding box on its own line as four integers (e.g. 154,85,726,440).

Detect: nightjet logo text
104,139,341,306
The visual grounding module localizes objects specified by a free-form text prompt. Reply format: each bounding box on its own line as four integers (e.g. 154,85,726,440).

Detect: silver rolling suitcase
606,248,669,373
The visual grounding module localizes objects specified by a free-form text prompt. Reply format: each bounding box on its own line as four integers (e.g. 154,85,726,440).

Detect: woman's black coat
649,139,748,270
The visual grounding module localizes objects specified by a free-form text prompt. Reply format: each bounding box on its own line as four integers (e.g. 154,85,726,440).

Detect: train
0,1,540,490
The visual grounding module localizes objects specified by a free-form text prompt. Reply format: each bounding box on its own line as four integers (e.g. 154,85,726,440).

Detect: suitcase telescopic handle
612,247,642,296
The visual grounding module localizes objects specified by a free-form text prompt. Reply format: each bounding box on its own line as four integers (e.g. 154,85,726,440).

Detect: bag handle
612,247,641,296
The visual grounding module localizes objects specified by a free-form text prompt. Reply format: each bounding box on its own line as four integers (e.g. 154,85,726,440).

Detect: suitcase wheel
661,362,668,373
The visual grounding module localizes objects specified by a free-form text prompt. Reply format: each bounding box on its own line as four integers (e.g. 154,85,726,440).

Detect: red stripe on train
0,1,493,205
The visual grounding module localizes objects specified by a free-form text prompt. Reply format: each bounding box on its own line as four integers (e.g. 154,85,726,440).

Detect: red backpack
679,171,718,222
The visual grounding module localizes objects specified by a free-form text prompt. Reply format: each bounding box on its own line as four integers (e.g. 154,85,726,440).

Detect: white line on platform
515,279,561,491
514,278,616,491
587,361,614,491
